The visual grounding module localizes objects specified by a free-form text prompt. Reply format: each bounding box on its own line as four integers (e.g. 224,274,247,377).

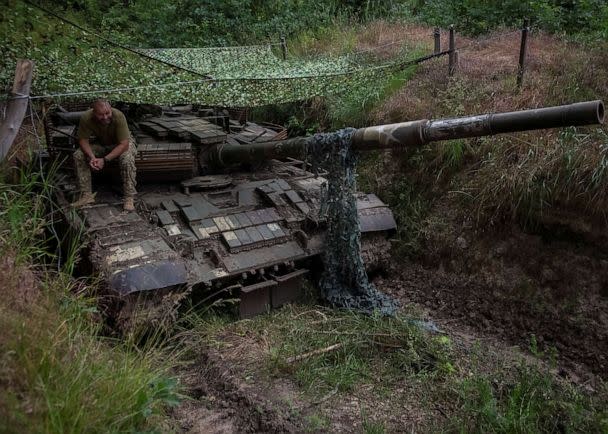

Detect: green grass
474,127,608,225
449,363,608,433
189,305,454,398
185,304,608,432
327,60,421,129
0,163,181,433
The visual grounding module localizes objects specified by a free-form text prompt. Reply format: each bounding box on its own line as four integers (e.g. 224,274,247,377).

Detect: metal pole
433,27,441,54
448,25,456,76
517,18,530,87
280,35,287,60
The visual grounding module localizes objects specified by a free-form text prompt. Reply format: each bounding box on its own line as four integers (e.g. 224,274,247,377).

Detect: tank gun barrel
352,100,604,150
210,100,604,168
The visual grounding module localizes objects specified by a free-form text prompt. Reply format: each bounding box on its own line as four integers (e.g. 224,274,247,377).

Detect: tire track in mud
171,348,304,433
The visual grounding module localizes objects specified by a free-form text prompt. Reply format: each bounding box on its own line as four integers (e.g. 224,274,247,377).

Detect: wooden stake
517,18,530,87
448,25,456,76
434,27,441,54
0,59,34,162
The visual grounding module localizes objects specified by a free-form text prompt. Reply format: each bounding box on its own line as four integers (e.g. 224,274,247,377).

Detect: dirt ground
167,196,608,432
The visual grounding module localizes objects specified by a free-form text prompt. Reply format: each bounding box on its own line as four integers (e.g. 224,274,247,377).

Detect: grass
450,362,608,433
0,162,181,433
188,305,454,398
183,303,607,432
474,127,608,226
326,58,421,129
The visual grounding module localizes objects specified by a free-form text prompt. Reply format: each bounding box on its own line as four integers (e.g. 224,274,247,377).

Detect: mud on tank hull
47,105,396,326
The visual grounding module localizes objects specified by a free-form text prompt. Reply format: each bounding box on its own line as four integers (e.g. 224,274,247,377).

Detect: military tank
44,100,604,328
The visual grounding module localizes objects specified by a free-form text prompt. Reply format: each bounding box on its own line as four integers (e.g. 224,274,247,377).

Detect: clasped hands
89,157,106,172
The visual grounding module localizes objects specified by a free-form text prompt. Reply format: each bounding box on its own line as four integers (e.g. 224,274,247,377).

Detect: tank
44,100,604,330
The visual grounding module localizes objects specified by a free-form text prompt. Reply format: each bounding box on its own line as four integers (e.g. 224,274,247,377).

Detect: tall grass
474,128,608,225
0,162,181,433
450,362,608,433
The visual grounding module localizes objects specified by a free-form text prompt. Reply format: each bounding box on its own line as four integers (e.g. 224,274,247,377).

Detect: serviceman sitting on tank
71,99,137,211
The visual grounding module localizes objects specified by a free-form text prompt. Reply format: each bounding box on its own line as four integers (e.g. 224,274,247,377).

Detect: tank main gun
208,100,604,168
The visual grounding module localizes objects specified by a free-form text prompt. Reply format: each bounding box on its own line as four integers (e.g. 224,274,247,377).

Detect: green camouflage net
308,129,398,315
135,46,361,79
1,4,404,107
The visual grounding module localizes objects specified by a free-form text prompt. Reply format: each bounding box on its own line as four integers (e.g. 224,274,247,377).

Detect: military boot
123,196,135,212
71,192,96,208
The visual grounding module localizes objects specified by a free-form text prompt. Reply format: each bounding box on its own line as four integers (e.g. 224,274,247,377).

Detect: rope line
138,42,282,50
21,0,213,79
456,29,521,52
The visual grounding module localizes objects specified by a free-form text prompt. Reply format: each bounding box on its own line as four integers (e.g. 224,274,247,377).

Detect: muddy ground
168,219,608,433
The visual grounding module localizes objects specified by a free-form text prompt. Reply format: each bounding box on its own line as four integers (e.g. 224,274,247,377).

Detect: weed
474,128,608,225
449,362,608,433
326,61,420,129
362,418,387,434
0,163,181,434
305,413,331,432
192,305,453,398
381,177,429,257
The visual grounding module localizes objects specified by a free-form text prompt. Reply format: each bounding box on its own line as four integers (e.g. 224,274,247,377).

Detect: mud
171,345,304,433
382,222,608,382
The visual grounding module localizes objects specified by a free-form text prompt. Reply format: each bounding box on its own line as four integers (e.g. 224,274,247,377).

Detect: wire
140,42,282,50
457,29,521,52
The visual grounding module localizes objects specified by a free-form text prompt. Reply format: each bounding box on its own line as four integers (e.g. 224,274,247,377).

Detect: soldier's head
92,99,112,126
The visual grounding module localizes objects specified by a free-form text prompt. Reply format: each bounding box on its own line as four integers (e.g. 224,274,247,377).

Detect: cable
140,42,282,50
456,29,521,52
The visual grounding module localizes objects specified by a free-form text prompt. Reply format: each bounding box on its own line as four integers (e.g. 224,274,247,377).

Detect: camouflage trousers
73,137,137,197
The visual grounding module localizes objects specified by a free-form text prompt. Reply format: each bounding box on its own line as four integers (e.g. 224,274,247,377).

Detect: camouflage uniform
73,136,137,197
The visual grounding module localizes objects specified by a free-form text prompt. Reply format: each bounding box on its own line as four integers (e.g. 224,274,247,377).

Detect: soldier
72,99,137,211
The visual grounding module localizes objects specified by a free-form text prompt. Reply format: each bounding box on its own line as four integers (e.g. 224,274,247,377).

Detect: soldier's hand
90,157,104,171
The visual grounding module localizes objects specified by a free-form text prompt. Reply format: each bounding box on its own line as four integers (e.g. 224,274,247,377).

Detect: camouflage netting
1,4,405,107
308,129,398,315
135,46,361,79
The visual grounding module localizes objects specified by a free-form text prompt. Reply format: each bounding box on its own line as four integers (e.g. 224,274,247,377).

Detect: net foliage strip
308,129,398,315
1,3,411,107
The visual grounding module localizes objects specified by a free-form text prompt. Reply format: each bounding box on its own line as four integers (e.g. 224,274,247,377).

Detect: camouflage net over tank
0,3,405,107
308,129,397,315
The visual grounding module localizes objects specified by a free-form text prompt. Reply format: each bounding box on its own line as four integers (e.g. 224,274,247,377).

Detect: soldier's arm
103,110,131,163
103,139,129,162
78,138,96,161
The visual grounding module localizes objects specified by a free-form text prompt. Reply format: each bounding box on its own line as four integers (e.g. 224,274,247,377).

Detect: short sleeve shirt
78,108,130,148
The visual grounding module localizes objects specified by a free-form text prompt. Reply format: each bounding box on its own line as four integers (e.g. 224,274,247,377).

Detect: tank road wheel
360,233,392,272
115,285,192,337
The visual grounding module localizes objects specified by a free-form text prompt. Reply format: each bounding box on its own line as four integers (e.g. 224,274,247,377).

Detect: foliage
402,0,608,37
474,128,608,225
326,59,419,128
0,164,181,433
450,363,608,432
47,0,414,47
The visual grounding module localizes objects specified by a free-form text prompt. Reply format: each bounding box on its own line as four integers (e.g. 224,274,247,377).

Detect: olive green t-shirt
78,108,130,147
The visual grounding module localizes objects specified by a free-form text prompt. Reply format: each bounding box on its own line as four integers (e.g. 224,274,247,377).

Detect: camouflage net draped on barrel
307,129,397,315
